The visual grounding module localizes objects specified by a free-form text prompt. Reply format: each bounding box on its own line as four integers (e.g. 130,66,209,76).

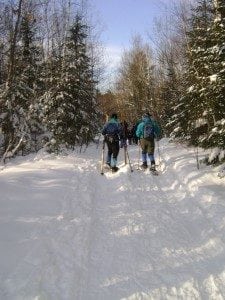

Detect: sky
90,0,170,88
1,138,225,298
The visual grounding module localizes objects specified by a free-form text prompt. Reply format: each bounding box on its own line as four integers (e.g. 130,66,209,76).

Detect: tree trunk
7,0,24,86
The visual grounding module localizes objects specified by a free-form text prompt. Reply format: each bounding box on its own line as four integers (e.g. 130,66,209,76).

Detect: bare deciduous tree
115,35,155,122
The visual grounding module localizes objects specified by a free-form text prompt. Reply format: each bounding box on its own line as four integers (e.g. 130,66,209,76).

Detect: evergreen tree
203,0,225,153
39,14,100,151
170,0,225,163
17,13,44,153
162,59,184,137
0,10,42,159
173,0,214,146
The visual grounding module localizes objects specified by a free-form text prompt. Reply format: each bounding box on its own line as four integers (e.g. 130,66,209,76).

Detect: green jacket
136,116,161,139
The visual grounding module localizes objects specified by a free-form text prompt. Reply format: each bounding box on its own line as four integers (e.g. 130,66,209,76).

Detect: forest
0,0,224,165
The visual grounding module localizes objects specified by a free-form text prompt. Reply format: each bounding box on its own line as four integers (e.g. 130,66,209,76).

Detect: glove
120,139,126,148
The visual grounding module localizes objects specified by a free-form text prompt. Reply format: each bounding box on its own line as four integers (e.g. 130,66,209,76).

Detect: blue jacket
136,116,161,139
102,118,123,141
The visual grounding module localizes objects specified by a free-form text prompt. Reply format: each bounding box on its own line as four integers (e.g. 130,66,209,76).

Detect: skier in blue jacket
136,112,161,171
102,113,124,172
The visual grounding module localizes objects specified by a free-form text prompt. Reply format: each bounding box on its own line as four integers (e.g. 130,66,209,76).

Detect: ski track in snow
0,139,225,299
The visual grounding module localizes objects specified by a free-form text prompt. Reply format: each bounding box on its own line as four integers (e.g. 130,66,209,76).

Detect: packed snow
0,138,225,300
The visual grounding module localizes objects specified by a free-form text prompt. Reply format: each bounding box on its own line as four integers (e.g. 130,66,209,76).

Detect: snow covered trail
1,139,225,299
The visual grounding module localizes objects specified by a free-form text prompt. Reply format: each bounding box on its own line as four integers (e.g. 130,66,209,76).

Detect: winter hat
142,112,151,120
111,113,118,119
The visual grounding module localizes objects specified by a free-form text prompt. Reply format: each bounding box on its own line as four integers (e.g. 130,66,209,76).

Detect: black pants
106,140,119,165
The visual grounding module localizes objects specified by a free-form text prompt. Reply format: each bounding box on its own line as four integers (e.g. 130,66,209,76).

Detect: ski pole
96,133,101,149
156,140,162,171
195,146,200,170
100,140,105,175
137,140,141,170
124,145,127,165
125,147,133,172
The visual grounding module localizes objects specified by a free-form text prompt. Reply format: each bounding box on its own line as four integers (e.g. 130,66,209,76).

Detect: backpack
105,122,119,142
143,123,154,139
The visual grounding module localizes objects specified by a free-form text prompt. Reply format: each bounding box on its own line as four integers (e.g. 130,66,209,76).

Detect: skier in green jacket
136,112,161,171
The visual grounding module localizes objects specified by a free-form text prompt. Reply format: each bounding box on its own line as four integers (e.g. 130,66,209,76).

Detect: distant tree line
0,0,101,162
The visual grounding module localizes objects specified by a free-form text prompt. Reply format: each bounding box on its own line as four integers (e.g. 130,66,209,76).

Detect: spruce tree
0,11,42,159
171,0,225,162
17,13,43,153
39,14,100,151
175,0,214,146
204,0,225,153
163,59,184,137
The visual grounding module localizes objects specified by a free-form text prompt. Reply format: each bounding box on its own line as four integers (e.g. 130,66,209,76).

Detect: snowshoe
141,163,148,170
218,168,225,178
104,163,111,170
111,166,119,173
150,169,159,176
150,165,158,175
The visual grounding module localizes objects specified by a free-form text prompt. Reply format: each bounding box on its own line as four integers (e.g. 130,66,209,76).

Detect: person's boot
141,162,148,169
111,166,119,173
111,158,119,172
